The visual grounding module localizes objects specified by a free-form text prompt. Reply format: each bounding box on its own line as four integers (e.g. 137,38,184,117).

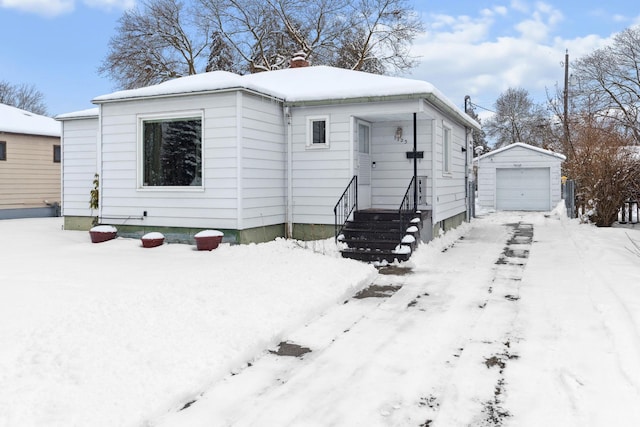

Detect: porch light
395,126,403,141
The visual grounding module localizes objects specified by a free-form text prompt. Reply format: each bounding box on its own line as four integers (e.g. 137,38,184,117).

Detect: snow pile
3,213,640,427
0,219,376,427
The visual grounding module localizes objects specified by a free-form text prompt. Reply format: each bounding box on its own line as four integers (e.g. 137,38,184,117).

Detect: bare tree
0,81,48,115
484,87,550,148
573,26,640,144
101,0,423,88
100,0,213,89
564,113,638,226
341,0,422,72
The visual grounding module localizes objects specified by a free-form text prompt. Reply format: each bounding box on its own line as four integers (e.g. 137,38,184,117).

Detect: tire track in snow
433,222,532,427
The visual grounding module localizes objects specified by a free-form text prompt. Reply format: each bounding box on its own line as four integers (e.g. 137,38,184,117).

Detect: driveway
153,211,640,427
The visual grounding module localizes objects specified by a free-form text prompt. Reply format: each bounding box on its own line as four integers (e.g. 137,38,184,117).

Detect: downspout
285,104,293,238
413,112,418,211
97,104,103,222
431,118,437,229
236,91,243,233
60,121,65,218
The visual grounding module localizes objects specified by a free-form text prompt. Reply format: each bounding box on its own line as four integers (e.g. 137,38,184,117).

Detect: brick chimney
289,50,309,68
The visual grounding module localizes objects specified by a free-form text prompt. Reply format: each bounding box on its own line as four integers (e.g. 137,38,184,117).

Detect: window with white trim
0,141,6,161
307,116,330,148
443,124,452,174
139,113,203,187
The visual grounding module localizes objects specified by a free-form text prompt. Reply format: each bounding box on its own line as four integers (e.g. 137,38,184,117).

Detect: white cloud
514,2,563,41
0,0,74,17
83,0,135,11
409,2,607,114
0,0,133,16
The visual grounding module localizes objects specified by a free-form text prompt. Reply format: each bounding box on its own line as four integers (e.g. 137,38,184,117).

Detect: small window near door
53,145,61,163
307,116,330,148
443,124,452,174
0,141,6,161
358,123,370,154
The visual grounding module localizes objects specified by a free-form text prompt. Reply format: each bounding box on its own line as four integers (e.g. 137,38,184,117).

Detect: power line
468,101,496,114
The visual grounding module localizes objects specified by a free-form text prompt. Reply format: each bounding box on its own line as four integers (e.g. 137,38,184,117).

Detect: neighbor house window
443,124,452,174
53,145,61,163
307,116,330,147
0,141,5,161
140,113,202,187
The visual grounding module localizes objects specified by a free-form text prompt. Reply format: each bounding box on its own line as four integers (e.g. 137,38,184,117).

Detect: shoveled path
153,218,530,427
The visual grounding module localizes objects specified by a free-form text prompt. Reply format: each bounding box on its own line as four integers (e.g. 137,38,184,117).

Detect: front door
356,121,372,209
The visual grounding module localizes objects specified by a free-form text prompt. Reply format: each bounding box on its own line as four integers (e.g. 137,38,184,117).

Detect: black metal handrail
334,175,358,241
398,177,417,239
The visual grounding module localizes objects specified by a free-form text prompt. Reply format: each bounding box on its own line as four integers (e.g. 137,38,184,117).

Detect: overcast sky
0,0,639,117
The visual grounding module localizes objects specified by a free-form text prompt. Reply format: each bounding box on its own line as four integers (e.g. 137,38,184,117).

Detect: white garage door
496,167,550,211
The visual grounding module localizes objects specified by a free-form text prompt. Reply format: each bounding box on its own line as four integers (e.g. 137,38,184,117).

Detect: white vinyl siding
99,93,239,229
433,110,468,224
290,100,422,225
240,93,286,229
370,117,433,209
60,116,98,216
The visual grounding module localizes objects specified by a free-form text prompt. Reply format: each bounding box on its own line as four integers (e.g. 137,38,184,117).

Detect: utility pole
563,49,574,159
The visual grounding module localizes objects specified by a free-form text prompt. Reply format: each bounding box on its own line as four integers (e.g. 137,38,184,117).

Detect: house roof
476,142,566,162
91,66,480,130
0,103,60,137
55,107,100,121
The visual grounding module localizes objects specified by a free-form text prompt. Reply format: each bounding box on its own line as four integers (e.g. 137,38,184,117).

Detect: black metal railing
334,175,358,240
619,199,639,224
398,177,417,239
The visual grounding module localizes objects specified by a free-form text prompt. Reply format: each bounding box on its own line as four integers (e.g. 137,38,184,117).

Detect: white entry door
357,121,372,209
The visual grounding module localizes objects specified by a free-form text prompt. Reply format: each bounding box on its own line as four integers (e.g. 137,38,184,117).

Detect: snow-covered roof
91,66,479,129
0,103,60,137
476,142,566,162
55,107,99,121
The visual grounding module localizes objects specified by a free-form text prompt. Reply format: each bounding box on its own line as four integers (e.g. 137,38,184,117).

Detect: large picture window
141,115,202,187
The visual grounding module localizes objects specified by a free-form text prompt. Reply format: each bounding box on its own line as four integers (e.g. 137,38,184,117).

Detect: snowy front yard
1,209,640,426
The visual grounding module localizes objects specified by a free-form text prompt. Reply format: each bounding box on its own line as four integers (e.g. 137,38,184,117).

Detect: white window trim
442,121,452,176
306,115,330,149
137,110,205,191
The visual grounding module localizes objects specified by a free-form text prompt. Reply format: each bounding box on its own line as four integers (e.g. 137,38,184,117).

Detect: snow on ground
2,209,640,427
0,219,375,427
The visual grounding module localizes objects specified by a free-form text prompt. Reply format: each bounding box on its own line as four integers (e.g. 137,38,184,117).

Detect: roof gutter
92,86,284,105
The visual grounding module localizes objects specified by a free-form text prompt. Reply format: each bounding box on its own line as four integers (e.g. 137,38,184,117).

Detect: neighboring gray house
57,65,480,253
0,103,61,219
476,142,565,212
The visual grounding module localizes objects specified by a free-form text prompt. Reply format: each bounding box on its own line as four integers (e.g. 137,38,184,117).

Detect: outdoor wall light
395,126,403,141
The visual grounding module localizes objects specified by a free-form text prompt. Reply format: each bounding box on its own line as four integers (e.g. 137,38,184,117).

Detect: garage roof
476,142,566,162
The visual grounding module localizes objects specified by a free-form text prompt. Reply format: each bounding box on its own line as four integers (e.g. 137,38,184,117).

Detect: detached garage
476,143,565,212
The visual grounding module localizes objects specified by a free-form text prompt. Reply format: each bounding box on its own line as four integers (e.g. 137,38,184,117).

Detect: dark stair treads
339,210,420,263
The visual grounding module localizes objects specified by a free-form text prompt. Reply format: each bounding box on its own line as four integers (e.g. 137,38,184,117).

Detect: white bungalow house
57,66,480,261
